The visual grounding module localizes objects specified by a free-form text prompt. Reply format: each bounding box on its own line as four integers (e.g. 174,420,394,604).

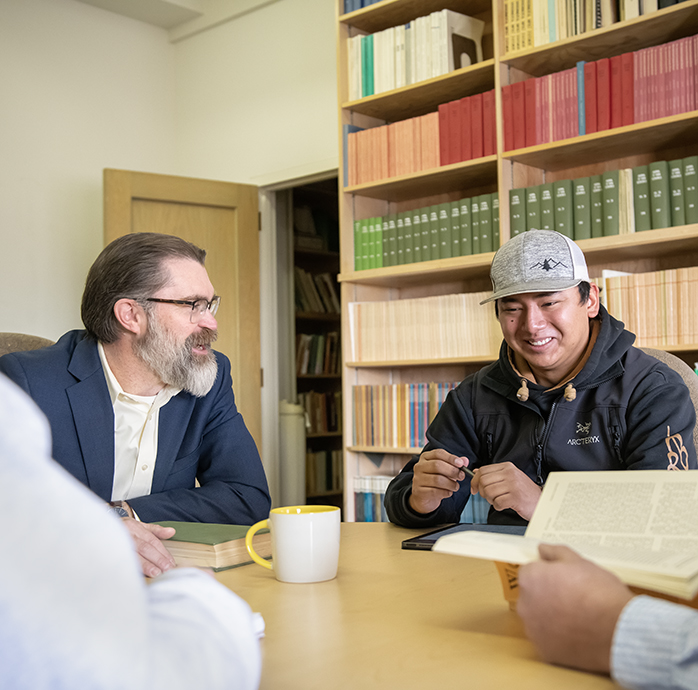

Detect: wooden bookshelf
292,180,344,507
336,0,698,520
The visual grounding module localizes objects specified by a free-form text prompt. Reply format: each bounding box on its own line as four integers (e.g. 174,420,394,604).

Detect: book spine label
633,165,652,232
574,177,592,240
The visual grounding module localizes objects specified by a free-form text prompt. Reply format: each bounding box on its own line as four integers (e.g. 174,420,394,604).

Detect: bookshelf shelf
349,445,422,454
339,0,493,33
502,0,698,76
345,156,498,202
296,312,342,322
307,431,344,439
504,112,698,171
346,355,495,368
336,0,698,521
343,60,496,120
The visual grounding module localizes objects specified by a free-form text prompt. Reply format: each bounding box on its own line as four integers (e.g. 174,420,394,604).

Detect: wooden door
103,169,262,450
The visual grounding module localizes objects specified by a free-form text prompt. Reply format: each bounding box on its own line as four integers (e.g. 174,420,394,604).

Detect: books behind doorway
156,521,271,572
433,471,698,605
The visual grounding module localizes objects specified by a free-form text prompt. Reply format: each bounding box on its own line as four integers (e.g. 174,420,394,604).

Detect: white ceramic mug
245,505,341,583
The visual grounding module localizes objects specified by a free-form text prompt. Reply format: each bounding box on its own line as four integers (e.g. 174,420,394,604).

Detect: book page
526,471,698,579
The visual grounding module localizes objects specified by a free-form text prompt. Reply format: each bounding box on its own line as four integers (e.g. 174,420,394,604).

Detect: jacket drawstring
516,378,529,401
517,378,577,402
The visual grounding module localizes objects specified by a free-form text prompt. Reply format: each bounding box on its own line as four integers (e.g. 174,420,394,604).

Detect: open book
433,471,698,602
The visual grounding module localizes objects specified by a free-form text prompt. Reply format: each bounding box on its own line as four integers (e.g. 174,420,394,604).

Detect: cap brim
479,278,583,305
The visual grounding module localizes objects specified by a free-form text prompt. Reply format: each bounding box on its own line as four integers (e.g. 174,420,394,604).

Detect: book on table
156,521,271,572
432,471,698,605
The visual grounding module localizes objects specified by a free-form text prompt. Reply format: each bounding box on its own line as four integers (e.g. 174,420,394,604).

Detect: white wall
0,0,177,340
0,0,338,340
173,0,338,185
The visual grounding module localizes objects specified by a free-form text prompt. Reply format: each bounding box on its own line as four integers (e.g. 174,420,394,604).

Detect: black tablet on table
401,523,527,551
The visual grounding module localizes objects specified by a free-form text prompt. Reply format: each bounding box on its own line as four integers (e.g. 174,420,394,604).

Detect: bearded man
0,233,270,576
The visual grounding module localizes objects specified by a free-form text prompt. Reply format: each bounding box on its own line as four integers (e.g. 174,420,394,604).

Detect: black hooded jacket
384,306,697,527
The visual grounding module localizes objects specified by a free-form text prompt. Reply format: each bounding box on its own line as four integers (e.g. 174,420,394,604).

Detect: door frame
259,168,338,508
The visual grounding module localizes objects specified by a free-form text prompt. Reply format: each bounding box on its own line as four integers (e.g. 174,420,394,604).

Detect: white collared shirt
98,342,180,502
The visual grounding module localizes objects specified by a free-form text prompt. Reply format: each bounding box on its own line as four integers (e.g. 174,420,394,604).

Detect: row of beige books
347,292,501,362
600,266,698,347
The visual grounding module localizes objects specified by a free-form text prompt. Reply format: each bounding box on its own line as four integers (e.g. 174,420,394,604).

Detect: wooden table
216,523,618,689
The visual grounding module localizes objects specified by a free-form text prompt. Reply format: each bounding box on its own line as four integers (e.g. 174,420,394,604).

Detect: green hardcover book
553,179,573,238
492,194,500,248
509,188,526,236
354,219,363,270
450,200,461,257
649,161,670,230
360,218,370,269
157,521,271,571
381,217,390,267
540,183,554,231
526,185,541,231
386,214,397,267
632,165,651,232
420,208,431,262
395,213,405,265
471,197,481,254
411,208,422,263
459,197,472,256
573,177,591,240
438,202,452,259
403,212,413,265
478,194,493,253
367,217,377,268
429,204,440,259
373,216,383,268
590,175,604,238
684,156,698,225
669,159,686,227
601,171,620,236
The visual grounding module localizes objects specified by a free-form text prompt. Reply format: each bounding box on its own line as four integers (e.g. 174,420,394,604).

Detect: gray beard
133,316,218,398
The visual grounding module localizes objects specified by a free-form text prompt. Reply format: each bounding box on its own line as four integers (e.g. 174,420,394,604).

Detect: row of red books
438,89,496,166
502,34,698,151
345,89,496,187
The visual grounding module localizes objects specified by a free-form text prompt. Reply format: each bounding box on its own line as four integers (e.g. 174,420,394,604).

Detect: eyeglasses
141,296,220,323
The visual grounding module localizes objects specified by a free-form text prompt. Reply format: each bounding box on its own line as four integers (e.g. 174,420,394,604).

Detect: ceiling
75,0,204,29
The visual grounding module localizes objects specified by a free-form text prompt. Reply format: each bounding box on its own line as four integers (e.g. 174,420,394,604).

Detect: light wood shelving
336,0,698,520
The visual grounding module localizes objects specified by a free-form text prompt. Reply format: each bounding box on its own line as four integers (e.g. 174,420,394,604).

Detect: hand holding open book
433,470,698,604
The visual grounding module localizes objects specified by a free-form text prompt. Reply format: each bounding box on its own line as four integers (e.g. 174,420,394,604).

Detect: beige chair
0,332,54,357
641,347,698,452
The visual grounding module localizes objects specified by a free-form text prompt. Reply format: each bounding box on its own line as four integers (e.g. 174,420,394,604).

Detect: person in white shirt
0,372,262,690
517,543,698,690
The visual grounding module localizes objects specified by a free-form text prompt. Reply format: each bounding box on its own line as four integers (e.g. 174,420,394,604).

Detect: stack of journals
296,332,340,376
504,0,666,53
502,35,697,150
348,292,501,363
306,449,343,496
510,155,698,239
353,475,393,522
600,266,698,346
354,192,499,271
352,381,459,450
298,390,343,435
347,9,484,100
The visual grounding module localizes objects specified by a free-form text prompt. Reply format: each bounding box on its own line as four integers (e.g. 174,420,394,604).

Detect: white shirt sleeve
611,594,698,690
0,373,261,690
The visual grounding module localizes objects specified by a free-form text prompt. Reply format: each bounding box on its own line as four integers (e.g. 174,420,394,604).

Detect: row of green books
510,155,698,239
354,193,500,271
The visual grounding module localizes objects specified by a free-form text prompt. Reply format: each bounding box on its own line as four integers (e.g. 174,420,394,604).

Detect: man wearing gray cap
385,229,696,527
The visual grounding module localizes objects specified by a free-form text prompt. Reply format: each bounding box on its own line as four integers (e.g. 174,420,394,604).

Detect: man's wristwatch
107,500,130,518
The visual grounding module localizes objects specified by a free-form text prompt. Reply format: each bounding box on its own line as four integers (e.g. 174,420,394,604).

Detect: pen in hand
460,466,475,478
